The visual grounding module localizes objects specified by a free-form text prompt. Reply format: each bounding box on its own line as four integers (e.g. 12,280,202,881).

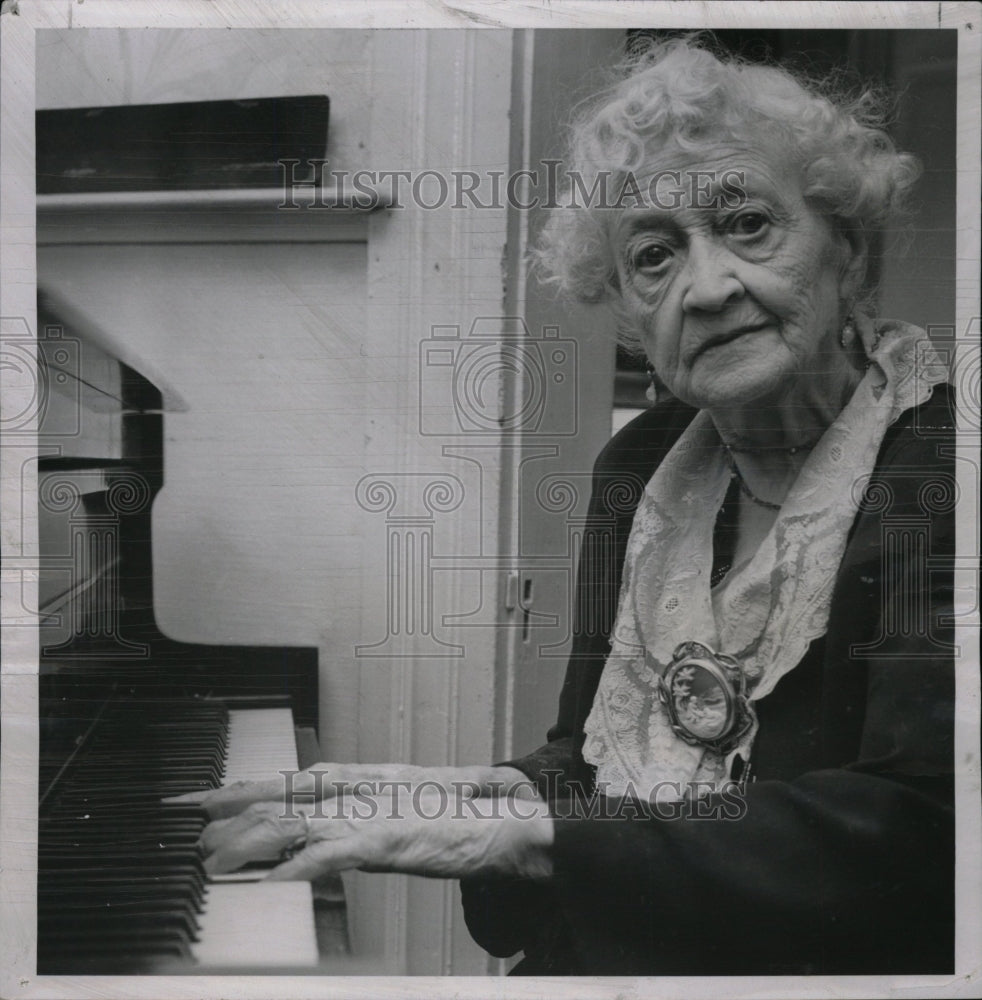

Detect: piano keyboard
38,698,319,974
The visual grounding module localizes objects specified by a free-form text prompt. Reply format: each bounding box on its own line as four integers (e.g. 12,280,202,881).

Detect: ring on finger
280,810,312,861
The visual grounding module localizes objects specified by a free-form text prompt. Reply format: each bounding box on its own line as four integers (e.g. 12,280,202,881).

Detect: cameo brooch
656,640,757,754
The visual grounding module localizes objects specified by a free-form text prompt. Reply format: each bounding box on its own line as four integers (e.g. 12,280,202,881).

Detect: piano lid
38,287,188,414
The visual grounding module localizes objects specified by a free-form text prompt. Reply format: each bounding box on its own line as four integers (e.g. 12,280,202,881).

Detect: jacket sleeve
542,423,956,975
458,446,633,956
465,533,955,970
466,399,955,974
460,402,696,958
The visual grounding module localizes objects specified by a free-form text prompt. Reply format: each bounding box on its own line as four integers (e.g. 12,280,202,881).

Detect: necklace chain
720,437,820,455
716,326,881,504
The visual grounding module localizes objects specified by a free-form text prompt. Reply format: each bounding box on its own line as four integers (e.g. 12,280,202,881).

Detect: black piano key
40,907,200,937
36,694,297,974
39,831,204,849
39,876,207,909
39,928,196,972
39,848,204,869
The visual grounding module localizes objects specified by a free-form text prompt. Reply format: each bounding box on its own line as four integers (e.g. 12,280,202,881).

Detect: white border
1,2,979,998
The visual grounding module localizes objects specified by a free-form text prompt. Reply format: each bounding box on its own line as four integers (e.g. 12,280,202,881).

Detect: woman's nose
680,238,745,313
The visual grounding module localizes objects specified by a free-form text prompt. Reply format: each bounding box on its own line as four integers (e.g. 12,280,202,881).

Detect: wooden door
495,28,626,778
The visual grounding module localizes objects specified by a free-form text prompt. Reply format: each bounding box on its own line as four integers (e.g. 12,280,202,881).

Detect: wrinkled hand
200,801,312,873
199,788,554,882
166,762,430,819
167,762,535,820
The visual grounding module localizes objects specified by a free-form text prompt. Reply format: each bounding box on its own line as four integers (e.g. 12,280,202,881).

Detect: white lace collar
582,321,949,800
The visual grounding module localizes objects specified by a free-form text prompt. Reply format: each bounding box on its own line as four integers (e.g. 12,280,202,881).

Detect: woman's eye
633,243,672,272
730,211,769,238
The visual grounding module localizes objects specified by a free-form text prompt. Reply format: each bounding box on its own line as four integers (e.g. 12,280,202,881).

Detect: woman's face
610,147,864,411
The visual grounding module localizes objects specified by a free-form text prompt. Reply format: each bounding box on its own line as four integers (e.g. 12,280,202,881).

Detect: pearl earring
839,313,857,350
645,363,658,405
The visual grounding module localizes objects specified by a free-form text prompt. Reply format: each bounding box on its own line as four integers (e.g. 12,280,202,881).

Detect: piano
35,289,346,974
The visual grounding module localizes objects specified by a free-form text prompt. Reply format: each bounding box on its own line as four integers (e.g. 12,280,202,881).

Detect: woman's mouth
698,322,771,355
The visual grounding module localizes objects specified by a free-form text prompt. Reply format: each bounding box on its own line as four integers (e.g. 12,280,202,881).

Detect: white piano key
190,708,320,968
191,881,319,968
223,707,300,783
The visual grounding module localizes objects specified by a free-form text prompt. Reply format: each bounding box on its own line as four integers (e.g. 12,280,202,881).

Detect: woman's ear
837,224,868,300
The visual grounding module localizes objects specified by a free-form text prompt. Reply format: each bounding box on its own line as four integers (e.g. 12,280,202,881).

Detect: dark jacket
461,386,956,975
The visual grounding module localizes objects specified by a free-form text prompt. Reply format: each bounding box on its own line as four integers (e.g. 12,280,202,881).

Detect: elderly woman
185,38,955,975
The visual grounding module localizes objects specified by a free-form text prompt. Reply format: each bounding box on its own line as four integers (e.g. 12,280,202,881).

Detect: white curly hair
533,35,921,347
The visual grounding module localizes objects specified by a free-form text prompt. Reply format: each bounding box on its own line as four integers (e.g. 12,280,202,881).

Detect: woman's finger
200,803,309,874
164,767,344,819
165,779,286,818
199,814,241,856
162,788,211,805
265,838,364,881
